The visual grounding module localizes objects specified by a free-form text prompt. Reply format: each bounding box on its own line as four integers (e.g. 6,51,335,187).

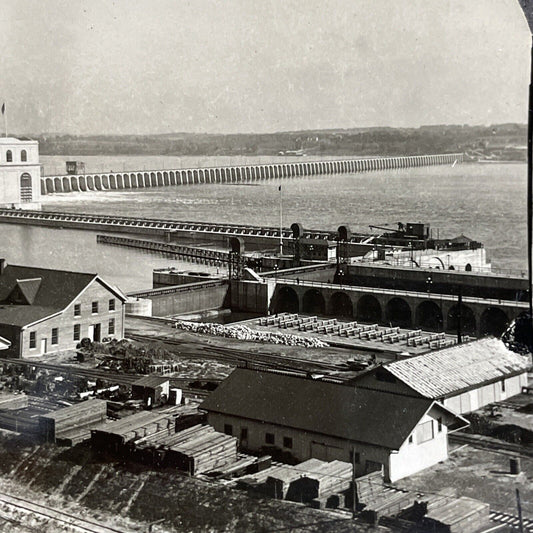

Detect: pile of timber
0,393,28,410
90,405,187,453
39,399,107,445
354,470,413,524
164,425,238,475
418,493,490,533
236,458,353,508
382,489,491,533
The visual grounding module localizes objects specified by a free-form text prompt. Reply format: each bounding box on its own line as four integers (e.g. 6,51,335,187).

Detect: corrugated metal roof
385,338,530,399
201,368,461,450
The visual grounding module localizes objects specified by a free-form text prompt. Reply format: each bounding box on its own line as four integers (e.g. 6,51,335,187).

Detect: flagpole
2,103,6,138
279,184,283,256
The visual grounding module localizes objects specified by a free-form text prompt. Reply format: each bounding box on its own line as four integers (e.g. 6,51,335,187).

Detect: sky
1,0,531,135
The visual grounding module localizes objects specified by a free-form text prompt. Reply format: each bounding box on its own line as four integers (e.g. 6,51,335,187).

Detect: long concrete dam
41,152,463,194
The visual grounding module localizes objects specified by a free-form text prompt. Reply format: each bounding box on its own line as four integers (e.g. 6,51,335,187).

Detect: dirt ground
395,445,533,518
125,315,379,366
0,432,383,533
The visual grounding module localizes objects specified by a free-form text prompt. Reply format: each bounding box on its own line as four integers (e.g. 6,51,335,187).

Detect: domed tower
0,137,41,209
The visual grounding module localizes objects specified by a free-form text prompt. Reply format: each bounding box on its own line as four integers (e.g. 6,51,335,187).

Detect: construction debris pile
172,320,329,348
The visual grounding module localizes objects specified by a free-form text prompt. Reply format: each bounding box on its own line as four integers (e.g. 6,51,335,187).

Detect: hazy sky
1,0,530,134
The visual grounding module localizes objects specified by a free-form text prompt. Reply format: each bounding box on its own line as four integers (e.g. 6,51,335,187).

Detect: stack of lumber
419,495,490,533
90,405,185,452
165,425,237,475
288,460,352,503
360,488,413,524
0,393,28,410
207,455,272,479
351,470,413,523
236,458,352,505
39,399,107,444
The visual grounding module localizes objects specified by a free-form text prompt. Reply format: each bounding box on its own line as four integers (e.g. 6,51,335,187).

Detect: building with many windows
0,260,126,357
201,367,468,482
0,137,41,209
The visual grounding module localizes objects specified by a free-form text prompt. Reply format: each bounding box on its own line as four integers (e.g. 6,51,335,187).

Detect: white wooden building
352,337,531,414
201,367,467,482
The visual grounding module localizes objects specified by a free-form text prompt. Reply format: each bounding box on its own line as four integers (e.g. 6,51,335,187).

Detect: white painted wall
388,413,448,482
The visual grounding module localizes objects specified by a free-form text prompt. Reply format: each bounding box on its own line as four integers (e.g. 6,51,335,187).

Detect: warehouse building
201,368,467,482
0,260,126,357
351,337,531,414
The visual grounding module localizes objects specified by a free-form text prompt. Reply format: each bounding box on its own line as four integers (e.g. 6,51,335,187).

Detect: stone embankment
172,320,329,348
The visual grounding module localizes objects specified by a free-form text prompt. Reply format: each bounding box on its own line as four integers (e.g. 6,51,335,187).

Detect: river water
1,160,528,292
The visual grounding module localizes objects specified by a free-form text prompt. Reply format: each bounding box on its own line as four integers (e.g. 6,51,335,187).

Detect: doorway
40,338,47,355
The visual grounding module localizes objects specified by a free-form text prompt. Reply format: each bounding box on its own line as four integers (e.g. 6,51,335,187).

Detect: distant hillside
31,123,526,159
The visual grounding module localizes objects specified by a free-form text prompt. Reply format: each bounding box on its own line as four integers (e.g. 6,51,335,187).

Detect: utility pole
279,185,283,256
351,447,358,519
457,285,463,344
516,488,525,533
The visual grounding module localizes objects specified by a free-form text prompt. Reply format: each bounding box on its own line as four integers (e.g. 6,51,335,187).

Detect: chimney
0,259,5,276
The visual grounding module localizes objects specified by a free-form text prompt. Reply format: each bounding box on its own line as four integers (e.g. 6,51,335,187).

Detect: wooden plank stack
165,426,237,475
39,399,107,444
288,460,352,503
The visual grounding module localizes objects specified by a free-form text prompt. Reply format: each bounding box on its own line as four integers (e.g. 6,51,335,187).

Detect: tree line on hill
33,123,526,159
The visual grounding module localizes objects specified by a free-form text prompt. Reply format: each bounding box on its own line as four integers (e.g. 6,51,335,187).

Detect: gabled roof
201,368,460,450
9,278,42,305
0,336,11,350
132,375,169,388
383,338,531,399
0,264,126,327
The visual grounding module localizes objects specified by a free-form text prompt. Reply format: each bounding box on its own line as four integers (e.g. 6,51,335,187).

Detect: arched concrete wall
41,153,464,194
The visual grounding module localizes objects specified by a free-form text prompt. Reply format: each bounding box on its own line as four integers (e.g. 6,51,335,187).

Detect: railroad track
0,492,129,533
449,433,533,459
126,332,344,374
490,510,533,532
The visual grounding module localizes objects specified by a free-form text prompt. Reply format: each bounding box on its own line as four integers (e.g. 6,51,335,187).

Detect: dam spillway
41,153,463,194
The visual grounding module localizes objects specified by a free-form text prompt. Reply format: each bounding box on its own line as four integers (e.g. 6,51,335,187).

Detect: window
437,417,442,433
240,427,248,440
73,324,81,341
501,379,506,392
51,328,59,345
92,301,98,314
109,298,115,311
408,435,413,444
265,432,275,445
6,150,12,163
74,304,81,317
283,436,293,449
29,331,36,349
224,424,233,436
20,173,32,202
21,150,27,162
108,319,115,335
415,421,434,444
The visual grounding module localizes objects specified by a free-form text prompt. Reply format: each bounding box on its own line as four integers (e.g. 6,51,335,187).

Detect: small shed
132,375,170,407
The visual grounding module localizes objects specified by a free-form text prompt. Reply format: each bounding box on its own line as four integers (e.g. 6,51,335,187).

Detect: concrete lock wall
41,153,464,194
132,282,230,317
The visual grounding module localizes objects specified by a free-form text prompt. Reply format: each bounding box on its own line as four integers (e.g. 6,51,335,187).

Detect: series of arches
273,286,511,337
41,153,464,194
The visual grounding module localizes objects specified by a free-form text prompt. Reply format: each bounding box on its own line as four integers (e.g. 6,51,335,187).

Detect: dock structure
40,153,463,194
